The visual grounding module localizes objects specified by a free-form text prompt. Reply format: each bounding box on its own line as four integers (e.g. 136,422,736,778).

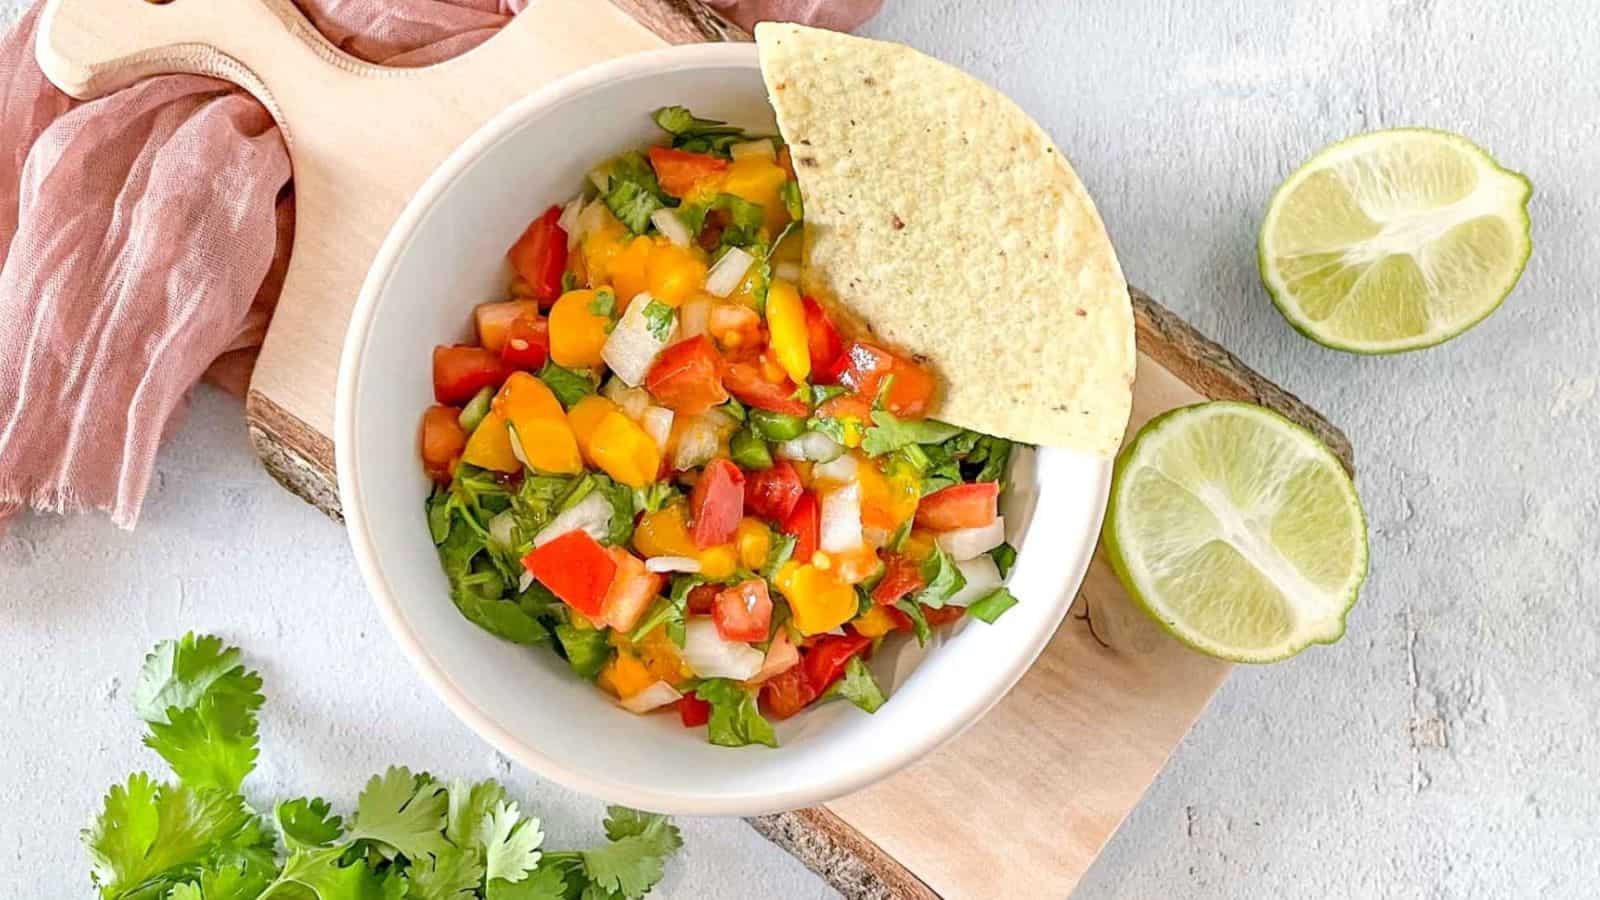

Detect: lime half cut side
1259,128,1531,353
1103,402,1368,663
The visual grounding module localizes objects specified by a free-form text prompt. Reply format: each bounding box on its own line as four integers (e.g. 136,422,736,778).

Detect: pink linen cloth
0,0,880,528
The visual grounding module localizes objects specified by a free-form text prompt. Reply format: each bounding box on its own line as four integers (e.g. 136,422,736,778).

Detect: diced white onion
557,194,584,244
650,208,693,248
641,406,674,453
819,482,863,553
602,378,651,421
811,453,858,485
729,138,776,161
574,198,611,247
679,299,710,338
682,619,765,680
602,292,676,387
700,405,738,433
774,261,801,283
620,680,682,714
749,631,799,685
587,161,614,193
506,422,531,469
946,556,1004,608
937,517,1006,561
645,555,702,574
672,415,721,471
777,431,843,462
488,510,517,551
704,247,754,298
533,491,612,548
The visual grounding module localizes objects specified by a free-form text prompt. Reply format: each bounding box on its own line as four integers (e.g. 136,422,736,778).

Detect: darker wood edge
747,808,940,900
607,0,751,43
1130,288,1355,474
245,389,342,521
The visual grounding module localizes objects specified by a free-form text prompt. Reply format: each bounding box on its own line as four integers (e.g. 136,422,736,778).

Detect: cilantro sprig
85,634,683,899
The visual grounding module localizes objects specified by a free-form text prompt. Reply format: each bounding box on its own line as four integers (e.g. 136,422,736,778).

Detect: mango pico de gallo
420,107,1022,747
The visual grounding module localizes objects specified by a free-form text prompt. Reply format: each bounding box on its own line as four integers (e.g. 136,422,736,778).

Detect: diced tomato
420,405,466,483
598,546,664,632
648,146,729,198
712,579,773,643
708,304,762,350
646,336,728,415
433,345,511,406
475,299,539,352
507,205,568,306
884,606,915,632
760,666,818,720
836,342,939,418
678,692,711,728
689,458,746,548
815,393,872,428
923,605,966,627
870,552,925,606
914,482,1000,531
781,491,821,563
802,634,872,694
744,460,804,522
802,296,845,378
501,315,550,371
722,363,809,416
522,531,616,617
686,583,720,615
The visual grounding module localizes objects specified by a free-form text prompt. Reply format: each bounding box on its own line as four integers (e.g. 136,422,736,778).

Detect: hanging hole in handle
144,0,176,5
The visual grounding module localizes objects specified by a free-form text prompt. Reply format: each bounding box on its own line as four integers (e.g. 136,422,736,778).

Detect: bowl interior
339,44,1111,815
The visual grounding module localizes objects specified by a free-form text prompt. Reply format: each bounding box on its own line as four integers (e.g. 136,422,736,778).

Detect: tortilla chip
755,24,1135,457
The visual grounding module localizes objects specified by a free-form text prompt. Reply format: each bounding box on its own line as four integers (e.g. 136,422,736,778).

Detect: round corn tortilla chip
755,23,1135,457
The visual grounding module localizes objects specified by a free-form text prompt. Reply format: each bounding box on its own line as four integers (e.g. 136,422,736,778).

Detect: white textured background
4,0,1598,897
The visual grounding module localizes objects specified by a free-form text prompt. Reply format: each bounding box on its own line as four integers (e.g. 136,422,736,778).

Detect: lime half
1259,128,1531,353
1103,402,1368,663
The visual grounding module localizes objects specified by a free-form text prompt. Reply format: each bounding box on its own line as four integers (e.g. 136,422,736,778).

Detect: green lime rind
1258,127,1532,355
1102,401,1369,664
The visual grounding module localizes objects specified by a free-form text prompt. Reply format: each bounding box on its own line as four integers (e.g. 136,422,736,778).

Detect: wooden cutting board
37,2,1353,896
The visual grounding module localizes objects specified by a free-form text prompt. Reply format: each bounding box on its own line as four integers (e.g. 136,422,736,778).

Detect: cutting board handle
35,0,352,108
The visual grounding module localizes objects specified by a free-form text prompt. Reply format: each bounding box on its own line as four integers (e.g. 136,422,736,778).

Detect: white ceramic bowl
336,42,1111,816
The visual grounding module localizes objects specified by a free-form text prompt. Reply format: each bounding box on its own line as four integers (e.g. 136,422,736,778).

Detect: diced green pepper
730,427,773,470
750,409,806,441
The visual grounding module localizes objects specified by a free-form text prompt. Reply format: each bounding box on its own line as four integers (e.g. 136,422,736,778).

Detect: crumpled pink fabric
0,0,880,528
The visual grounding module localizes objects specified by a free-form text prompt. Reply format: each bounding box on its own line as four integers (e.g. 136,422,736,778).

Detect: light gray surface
3,0,1597,897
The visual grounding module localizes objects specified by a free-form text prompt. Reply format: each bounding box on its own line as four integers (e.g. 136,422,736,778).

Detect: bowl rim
336,40,1113,815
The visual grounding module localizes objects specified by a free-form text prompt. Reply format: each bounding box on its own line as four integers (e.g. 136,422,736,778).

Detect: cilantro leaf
682,194,766,247
83,775,267,899
601,152,667,235
860,411,962,457
820,656,886,713
694,679,778,748
760,533,797,581
539,363,596,410
989,542,1017,578
444,778,506,854
484,800,545,884
276,797,345,850
580,808,683,899
913,546,967,609
966,587,1019,624
407,846,485,900
133,634,264,793
969,435,1015,486
631,482,681,516
641,299,675,343
345,767,450,861
268,844,403,900
554,625,612,680
893,600,931,646
176,854,277,900
651,106,738,137
588,290,616,318
804,415,847,446
629,574,702,646
487,865,568,900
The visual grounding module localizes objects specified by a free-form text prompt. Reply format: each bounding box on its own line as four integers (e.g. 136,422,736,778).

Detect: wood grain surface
34,2,1351,897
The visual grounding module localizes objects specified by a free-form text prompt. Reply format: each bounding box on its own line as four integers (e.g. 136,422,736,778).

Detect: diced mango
859,459,920,531
633,505,699,559
852,605,898,639
608,235,654,307
636,626,693,685
588,411,661,487
736,518,772,570
721,157,790,232
765,279,810,383
697,544,738,580
774,562,857,635
567,394,618,448
548,289,611,369
459,409,519,473
645,240,708,307
598,650,655,700
494,372,581,474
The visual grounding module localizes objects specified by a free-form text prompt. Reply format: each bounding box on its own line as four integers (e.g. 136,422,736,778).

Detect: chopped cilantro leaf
893,600,931,645
695,679,778,748
652,105,739,137
913,546,966,609
641,299,675,342
861,410,963,457
601,151,667,234
588,289,616,318
820,656,886,713
538,362,595,410
989,542,1017,578
553,625,612,680
966,587,1019,624
560,270,578,293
